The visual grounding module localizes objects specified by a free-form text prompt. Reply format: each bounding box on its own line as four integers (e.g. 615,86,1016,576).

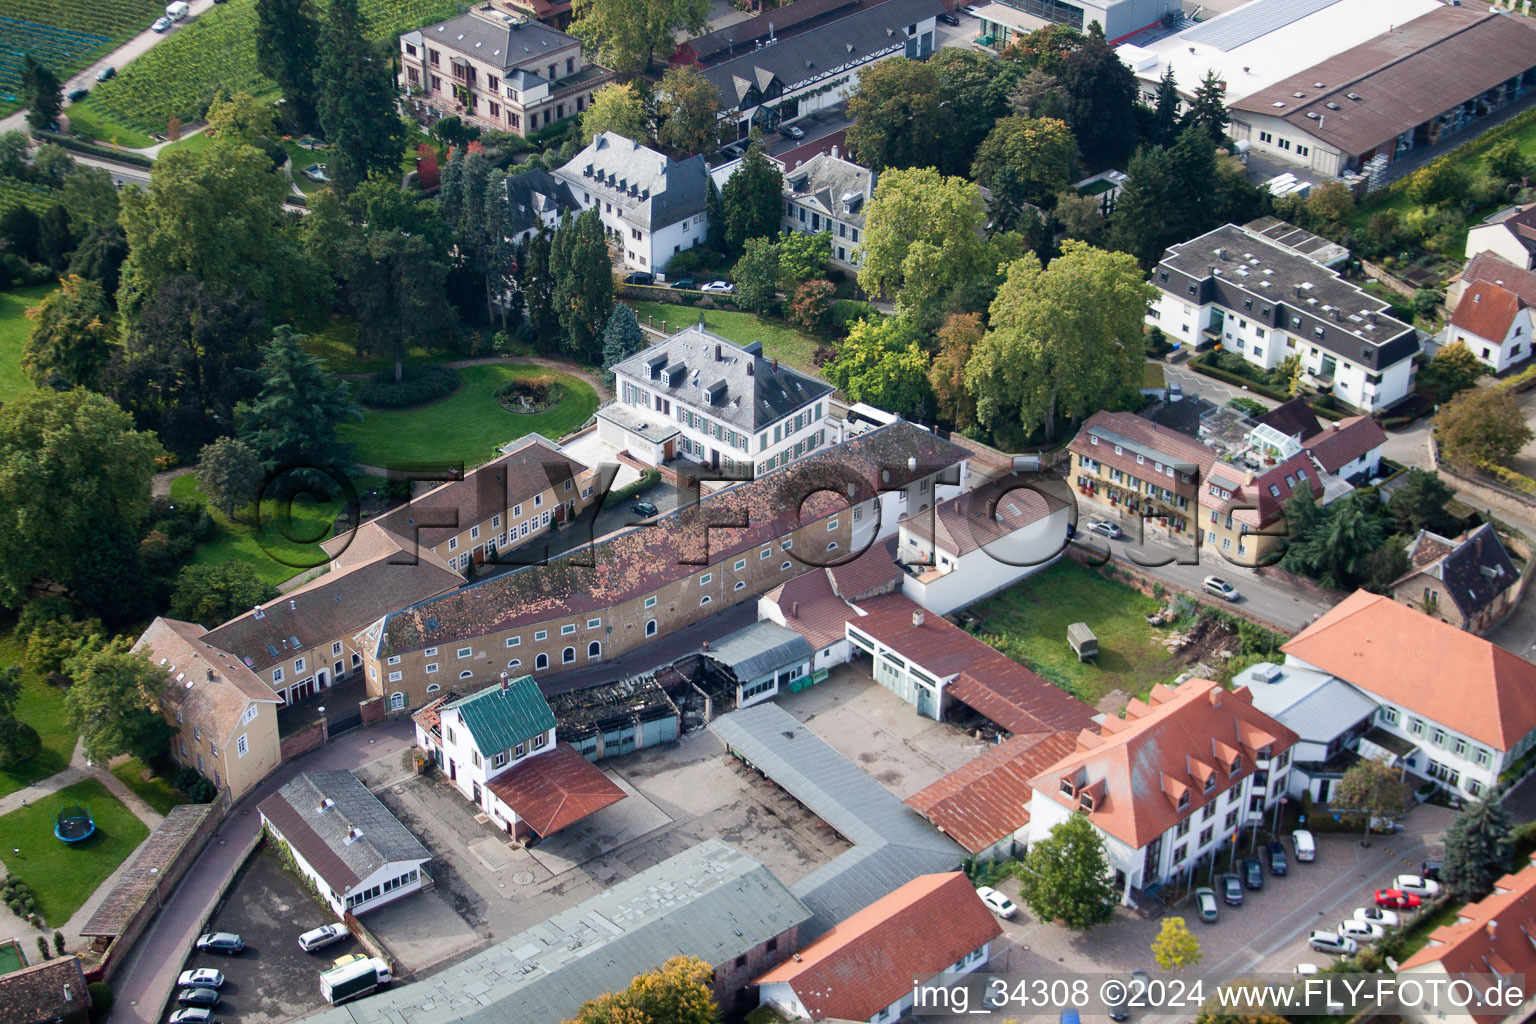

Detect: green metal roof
446,676,557,755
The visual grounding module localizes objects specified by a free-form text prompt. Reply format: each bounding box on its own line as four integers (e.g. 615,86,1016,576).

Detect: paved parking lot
177,847,362,1024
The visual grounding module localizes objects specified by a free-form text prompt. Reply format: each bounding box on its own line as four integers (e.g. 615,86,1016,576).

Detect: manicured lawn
156,130,217,158
170,474,348,587
971,559,1174,705
284,141,333,194
109,758,183,816
0,285,57,405
0,626,79,798
0,778,148,926
60,103,157,151
625,301,825,374
300,318,435,375
343,363,599,468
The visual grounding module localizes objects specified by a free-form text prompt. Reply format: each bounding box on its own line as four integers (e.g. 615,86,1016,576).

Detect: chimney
747,361,754,376
912,609,925,628
702,639,710,651
500,671,509,690
206,669,215,682
792,954,802,962
1488,920,1498,939
791,601,799,618
831,144,839,159
289,599,297,610
253,605,265,620
772,357,779,372
1209,687,1224,707
715,343,722,361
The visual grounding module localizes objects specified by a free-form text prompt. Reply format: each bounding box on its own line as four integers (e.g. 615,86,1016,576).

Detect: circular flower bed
496,375,565,414
358,364,461,409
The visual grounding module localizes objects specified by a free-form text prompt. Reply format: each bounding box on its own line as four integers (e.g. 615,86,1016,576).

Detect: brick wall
280,720,326,761
360,696,386,726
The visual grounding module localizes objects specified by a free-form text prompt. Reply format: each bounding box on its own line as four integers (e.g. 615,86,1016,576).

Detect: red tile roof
1208,451,1323,527
850,594,1095,735
900,476,1069,557
905,731,1081,853
484,742,626,837
1306,416,1387,475
1284,590,1536,750
1071,411,1217,504
1463,251,1536,308
0,956,89,1024
754,872,1001,1021
1451,280,1523,343
767,570,856,651
828,535,902,599
1401,856,1536,1023
1029,679,1298,850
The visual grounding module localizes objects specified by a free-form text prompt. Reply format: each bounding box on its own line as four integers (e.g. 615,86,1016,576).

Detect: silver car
298,922,350,952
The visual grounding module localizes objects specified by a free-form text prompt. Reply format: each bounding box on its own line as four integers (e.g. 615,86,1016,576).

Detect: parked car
975,885,1018,919
782,124,805,140
938,11,960,24
1294,963,1320,976
1088,520,1124,540
1353,906,1400,928
630,500,659,518
1394,874,1442,898
700,280,735,293
1203,575,1239,601
1308,930,1358,956
1422,860,1443,882
176,970,224,990
168,1010,215,1024
1242,856,1264,890
66,87,89,103
961,3,984,13
1338,918,1385,944
1221,873,1244,906
1374,888,1422,910
298,923,350,952
332,953,368,969
1106,977,1130,1021
624,272,654,285
177,989,220,1008
96,65,116,82
196,932,244,955
671,278,695,290
152,16,173,31
1194,886,1219,923
1265,840,1288,876
1293,829,1316,862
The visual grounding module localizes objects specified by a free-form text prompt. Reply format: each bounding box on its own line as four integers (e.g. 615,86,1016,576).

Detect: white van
1293,829,1316,863
166,1,190,20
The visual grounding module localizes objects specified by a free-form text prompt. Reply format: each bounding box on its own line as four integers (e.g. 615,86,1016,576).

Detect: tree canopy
970,116,1075,208
22,274,117,391
1444,796,1513,903
171,563,280,628
239,326,360,475
64,638,175,765
565,956,717,1024
1438,386,1533,468
570,0,710,75
1152,916,1202,971
1018,813,1116,929
1331,755,1410,841
824,316,932,420
1056,22,1137,166
581,83,651,145
255,0,322,131
656,67,723,156
197,437,267,518
317,0,408,194
549,209,614,363
721,141,783,256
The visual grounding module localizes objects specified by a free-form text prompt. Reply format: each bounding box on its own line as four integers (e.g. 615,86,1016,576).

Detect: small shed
1068,622,1097,662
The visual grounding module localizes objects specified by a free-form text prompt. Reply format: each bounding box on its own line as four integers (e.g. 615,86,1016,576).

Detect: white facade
1466,217,1536,271
553,133,709,272
897,505,1071,617
1445,307,1536,373
758,943,992,1024
418,706,556,819
1151,289,1288,371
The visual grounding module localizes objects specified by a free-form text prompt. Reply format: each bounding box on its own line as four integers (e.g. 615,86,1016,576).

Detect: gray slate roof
1238,662,1380,744
260,772,429,891
701,0,946,109
703,621,813,682
298,838,809,1024
420,9,578,72
610,325,833,433
710,702,964,940
1402,523,1519,620
554,132,708,231
504,167,576,237
783,152,874,229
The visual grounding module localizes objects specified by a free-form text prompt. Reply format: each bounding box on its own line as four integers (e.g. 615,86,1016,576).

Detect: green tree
775,230,830,287
966,242,1155,443
1487,138,1530,183
1054,190,1106,244
171,563,279,628
549,209,613,363
60,165,121,232
1000,22,1081,75
22,274,117,390
1009,69,1065,120
970,116,1075,207
732,237,780,314
1181,70,1229,146
19,55,61,131
580,83,651,144
346,219,453,380
429,114,479,151
205,91,280,150
0,131,26,179
0,390,160,608
1018,813,1116,929
1152,66,1180,145
1057,22,1137,167
68,223,130,298
238,326,360,474
1407,157,1469,208
656,66,722,156
1306,181,1354,226
600,302,644,385
787,279,835,334
522,226,559,347
1332,755,1409,844
197,437,266,518
317,0,408,194
567,956,717,1024
824,316,932,420
1105,144,1180,264
721,141,783,256
0,667,38,768
30,145,74,189
845,58,944,172
1288,492,1383,588
1152,916,1202,971
1386,468,1460,537
63,638,175,765
1360,537,1411,595
1419,340,1482,401
1438,386,1533,468
255,0,322,131
929,48,1018,176
704,178,726,253
929,312,983,431
570,0,709,75
1444,795,1513,903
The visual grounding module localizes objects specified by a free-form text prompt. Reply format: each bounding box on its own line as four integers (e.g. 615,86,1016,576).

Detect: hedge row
609,469,662,505
358,365,460,409
1189,356,1289,401
33,130,155,168
1501,364,1536,394
1477,458,1536,496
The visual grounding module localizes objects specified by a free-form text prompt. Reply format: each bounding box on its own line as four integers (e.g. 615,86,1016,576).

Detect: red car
1375,888,1422,910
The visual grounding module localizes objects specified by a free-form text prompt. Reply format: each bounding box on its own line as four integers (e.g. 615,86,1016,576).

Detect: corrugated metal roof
446,675,557,756
297,839,809,1024
710,703,963,940
1183,0,1343,52
703,621,813,681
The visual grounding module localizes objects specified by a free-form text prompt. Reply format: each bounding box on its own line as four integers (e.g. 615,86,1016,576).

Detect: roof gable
259,770,428,890
447,675,558,754
1463,251,1536,307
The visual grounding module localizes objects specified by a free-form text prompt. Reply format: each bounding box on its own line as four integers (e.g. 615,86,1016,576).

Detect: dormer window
1060,776,1075,796
1230,757,1242,775
1177,791,1190,810
1079,791,1095,812
1258,745,1272,761
1203,774,1215,793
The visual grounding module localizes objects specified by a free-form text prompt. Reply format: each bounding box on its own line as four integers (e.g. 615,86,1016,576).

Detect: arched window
780,560,792,571
646,620,657,637
699,595,712,606
507,659,522,669
389,692,406,711
535,653,549,670
562,646,576,664
734,581,746,591
459,670,473,679
588,641,601,659
426,683,441,693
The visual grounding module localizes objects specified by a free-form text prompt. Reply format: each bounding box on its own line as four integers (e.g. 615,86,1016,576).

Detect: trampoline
54,803,95,844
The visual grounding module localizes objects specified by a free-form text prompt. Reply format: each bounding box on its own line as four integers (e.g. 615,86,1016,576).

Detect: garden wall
280,720,326,761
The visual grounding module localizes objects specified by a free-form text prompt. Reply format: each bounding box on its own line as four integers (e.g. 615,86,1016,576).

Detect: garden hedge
358,365,460,409
33,131,155,168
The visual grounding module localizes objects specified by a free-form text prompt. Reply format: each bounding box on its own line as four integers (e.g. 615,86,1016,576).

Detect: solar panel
1182,0,1343,52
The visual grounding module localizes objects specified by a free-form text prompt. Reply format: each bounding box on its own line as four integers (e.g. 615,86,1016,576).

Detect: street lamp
149,867,162,908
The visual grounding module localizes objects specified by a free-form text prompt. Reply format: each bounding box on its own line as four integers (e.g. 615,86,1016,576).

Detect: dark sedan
630,500,659,518
178,989,220,1008
1266,840,1288,876
1242,856,1265,890
1221,873,1244,906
